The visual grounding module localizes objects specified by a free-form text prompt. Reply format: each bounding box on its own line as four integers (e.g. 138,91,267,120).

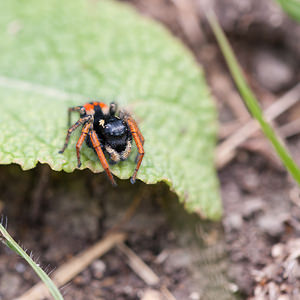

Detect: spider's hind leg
125,116,144,184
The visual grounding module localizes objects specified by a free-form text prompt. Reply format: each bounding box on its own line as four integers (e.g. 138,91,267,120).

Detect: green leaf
275,0,300,22
0,0,221,219
208,12,300,185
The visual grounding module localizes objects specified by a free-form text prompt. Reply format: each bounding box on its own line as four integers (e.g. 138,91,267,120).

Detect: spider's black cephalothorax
86,105,133,164
59,101,144,186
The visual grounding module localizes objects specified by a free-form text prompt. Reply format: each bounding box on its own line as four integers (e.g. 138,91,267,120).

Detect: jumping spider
59,102,144,186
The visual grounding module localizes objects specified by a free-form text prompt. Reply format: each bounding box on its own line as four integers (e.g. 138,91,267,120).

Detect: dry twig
279,118,300,138
141,289,163,300
117,242,176,300
17,232,126,300
218,121,241,139
216,83,300,168
118,242,159,286
212,66,251,122
170,0,205,47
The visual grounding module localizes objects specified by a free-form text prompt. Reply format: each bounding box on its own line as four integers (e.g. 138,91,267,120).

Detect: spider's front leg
89,130,117,186
67,106,83,127
58,115,91,154
75,121,92,167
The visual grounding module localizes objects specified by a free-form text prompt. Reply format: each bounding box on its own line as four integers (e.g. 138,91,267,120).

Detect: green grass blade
275,0,300,22
207,12,300,184
0,223,63,300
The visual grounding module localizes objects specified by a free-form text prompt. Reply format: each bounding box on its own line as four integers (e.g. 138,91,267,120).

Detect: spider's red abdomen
83,102,108,113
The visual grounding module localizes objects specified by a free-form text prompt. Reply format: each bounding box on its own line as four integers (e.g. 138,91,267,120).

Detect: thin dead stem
117,242,176,300
216,83,300,169
17,232,126,300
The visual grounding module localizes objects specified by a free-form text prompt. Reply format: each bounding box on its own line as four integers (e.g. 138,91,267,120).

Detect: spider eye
80,107,86,115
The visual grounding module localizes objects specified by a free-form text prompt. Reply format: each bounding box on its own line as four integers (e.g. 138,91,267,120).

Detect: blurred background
118,0,300,298
1,0,300,299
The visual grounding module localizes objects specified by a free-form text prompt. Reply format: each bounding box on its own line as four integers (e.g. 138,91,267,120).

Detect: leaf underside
0,0,221,219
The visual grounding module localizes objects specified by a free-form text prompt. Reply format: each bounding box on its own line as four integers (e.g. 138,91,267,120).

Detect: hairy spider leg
68,106,82,127
138,131,145,145
59,115,91,154
128,117,144,164
76,121,92,167
89,130,117,186
127,117,144,184
128,117,144,145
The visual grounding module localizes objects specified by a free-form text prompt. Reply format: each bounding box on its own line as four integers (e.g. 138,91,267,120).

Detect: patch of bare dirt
0,165,232,300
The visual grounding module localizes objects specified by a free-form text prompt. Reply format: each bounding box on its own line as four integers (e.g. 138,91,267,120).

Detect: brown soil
0,165,231,300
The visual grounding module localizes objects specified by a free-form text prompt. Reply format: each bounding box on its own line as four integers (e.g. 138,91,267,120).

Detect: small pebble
189,291,200,300
15,262,26,273
242,198,264,218
271,244,285,258
142,289,162,300
278,295,290,300
91,260,106,279
257,214,284,237
225,213,243,231
252,48,295,92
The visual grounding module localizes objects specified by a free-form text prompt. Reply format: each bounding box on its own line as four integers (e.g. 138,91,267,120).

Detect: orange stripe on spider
91,102,108,109
83,103,94,112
